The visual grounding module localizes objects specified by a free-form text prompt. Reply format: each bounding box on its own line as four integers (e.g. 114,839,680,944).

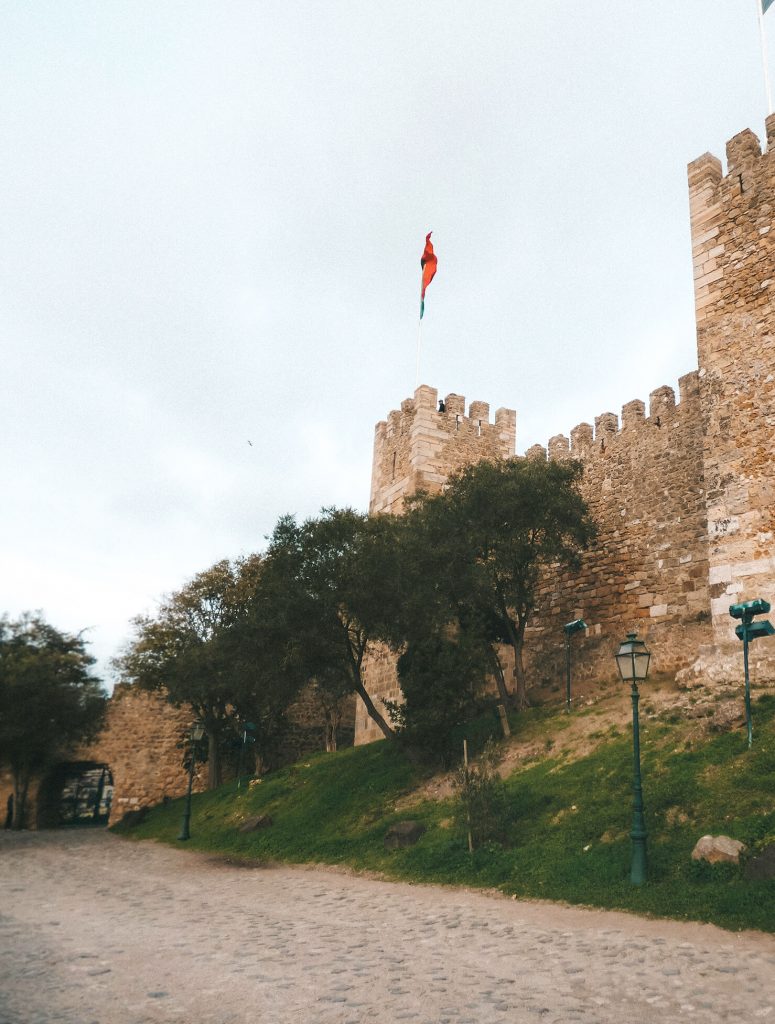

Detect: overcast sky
2,1,771,686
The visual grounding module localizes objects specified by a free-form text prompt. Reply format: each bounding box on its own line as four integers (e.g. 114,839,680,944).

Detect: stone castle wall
355,118,775,744
74,686,206,823
522,371,711,687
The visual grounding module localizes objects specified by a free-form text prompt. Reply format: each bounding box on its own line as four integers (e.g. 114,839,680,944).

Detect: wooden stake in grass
497,703,511,738
463,738,473,854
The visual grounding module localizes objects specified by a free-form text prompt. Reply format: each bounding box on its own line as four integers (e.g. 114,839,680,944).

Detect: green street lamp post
729,599,774,749
178,723,205,842
563,619,587,711
615,632,651,886
236,722,257,790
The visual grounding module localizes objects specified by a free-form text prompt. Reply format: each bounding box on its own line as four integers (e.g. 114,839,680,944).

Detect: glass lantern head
615,633,651,684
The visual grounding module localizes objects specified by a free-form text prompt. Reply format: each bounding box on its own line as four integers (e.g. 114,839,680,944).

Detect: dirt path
1,830,773,1024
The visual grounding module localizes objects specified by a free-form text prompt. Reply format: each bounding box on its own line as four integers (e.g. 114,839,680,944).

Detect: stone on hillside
238,814,273,834
709,702,746,732
691,834,746,864
743,844,775,881
384,820,426,849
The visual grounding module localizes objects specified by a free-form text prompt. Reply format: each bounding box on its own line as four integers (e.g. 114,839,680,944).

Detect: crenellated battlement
533,372,701,463
369,385,517,515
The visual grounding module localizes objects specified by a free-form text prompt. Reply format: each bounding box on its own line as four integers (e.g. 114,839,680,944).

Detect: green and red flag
764,0,775,14
420,232,437,319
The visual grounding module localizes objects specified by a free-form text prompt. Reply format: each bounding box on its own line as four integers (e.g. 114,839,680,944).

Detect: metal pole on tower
415,311,422,387
757,0,773,116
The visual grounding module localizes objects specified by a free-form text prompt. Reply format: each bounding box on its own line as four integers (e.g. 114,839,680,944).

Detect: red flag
420,232,437,319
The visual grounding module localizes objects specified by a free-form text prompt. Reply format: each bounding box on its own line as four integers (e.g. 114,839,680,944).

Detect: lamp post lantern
178,723,205,842
615,632,651,886
563,619,587,711
729,599,774,749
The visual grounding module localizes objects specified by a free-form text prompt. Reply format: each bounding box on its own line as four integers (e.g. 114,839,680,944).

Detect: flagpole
415,315,422,388
757,0,773,116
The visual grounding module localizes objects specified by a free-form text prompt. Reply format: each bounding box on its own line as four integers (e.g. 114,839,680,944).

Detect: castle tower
689,117,775,652
369,384,517,514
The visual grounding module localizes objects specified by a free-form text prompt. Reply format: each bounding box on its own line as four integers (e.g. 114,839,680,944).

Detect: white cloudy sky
2,1,771,685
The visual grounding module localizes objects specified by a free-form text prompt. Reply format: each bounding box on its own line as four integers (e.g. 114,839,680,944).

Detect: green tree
117,555,301,787
260,509,398,740
0,613,106,829
411,457,595,709
385,630,490,765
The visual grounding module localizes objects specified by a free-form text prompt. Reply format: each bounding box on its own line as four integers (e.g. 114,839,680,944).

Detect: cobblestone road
1,830,774,1024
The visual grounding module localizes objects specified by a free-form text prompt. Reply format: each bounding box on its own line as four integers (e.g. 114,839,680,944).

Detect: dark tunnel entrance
36,763,114,828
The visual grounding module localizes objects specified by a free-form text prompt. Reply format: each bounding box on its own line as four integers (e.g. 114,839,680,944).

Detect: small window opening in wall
739,173,745,194
600,439,605,452
655,416,661,428
477,419,482,437
392,451,396,480
456,414,461,432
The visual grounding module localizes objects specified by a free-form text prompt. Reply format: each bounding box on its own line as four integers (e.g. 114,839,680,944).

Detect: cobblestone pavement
1,830,774,1024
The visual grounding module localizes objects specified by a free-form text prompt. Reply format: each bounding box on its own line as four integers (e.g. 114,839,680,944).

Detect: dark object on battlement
438,400,446,413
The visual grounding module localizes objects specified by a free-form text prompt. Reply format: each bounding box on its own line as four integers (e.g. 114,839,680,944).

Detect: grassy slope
116,694,775,933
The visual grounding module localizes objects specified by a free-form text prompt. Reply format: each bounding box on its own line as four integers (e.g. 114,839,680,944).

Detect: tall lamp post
615,632,651,886
729,599,774,749
236,721,257,790
178,723,205,842
563,619,587,711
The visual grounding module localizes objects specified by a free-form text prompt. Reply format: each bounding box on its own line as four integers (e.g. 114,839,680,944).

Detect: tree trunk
502,615,530,711
347,639,394,740
352,679,393,739
324,707,340,752
512,643,529,710
12,770,29,830
206,730,221,789
489,648,514,710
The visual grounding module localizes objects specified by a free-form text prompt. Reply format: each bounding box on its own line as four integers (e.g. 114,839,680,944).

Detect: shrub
452,740,509,848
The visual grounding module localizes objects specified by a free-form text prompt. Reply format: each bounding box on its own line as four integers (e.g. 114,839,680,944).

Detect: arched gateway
36,762,114,828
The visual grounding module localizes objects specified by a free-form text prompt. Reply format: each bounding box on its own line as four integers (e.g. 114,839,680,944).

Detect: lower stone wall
7,681,357,829
72,685,205,825
285,687,356,756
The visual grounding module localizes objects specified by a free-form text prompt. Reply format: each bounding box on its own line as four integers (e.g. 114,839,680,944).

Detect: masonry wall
523,372,711,685
72,685,205,824
689,117,775,659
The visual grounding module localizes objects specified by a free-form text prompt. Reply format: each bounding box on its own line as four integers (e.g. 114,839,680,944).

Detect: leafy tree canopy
0,613,106,828
258,508,401,740
116,555,300,786
405,457,596,709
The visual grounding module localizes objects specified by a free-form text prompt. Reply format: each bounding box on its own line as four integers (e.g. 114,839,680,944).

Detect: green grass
115,694,775,933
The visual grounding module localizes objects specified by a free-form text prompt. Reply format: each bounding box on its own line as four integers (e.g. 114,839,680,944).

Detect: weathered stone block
691,834,746,864
238,814,273,834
